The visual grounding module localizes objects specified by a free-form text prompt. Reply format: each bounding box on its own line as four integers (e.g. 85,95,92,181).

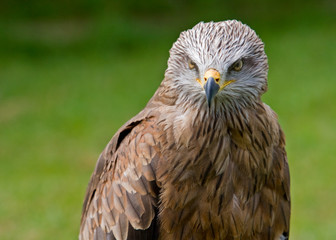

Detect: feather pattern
79,20,290,240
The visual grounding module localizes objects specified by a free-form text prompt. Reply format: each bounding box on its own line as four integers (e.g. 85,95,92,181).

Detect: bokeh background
0,0,335,239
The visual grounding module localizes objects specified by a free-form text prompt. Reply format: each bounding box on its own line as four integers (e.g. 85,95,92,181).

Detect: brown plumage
79,20,290,240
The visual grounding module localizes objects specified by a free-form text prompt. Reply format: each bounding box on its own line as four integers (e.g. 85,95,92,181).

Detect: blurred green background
0,0,335,239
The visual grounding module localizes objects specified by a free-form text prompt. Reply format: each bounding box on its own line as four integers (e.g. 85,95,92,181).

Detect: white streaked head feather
164,20,268,116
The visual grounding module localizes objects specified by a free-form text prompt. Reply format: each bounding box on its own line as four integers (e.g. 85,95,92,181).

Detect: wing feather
80,111,162,240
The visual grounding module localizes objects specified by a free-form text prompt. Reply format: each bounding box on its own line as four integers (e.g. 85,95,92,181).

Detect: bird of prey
79,20,290,240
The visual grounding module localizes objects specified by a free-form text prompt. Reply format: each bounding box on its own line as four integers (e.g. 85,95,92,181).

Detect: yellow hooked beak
200,69,235,107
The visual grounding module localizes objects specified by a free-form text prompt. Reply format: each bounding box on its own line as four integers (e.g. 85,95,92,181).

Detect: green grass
263,25,336,239
0,15,335,239
0,49,167,239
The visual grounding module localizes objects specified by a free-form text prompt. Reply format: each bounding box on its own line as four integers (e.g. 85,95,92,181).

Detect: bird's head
165,20,268,112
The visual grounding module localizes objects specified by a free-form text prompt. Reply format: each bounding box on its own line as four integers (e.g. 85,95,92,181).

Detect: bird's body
80,20,290,240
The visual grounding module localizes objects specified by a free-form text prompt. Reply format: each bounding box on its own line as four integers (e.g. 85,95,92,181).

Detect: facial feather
165,20,268,116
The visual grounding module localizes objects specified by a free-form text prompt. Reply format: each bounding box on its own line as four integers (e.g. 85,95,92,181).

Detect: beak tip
204,77,219,108
207,99,211,108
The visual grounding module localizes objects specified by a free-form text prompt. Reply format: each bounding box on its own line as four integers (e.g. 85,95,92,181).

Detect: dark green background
0,0,335,239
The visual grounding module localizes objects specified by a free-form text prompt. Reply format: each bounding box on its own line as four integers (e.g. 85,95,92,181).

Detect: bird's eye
188,59,196,70
232,59,243,72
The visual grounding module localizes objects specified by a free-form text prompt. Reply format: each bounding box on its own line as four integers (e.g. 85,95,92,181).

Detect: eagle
79,20,291,240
